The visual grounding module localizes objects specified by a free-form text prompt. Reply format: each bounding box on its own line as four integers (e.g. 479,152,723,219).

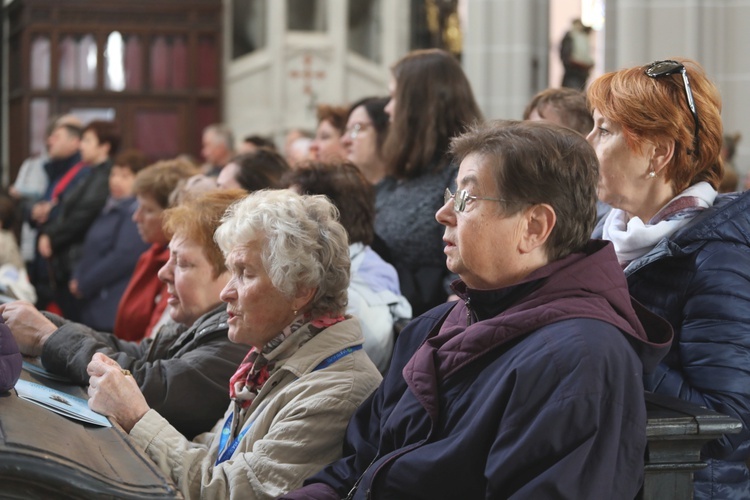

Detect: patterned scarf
229,314,346,409
603,181,717,265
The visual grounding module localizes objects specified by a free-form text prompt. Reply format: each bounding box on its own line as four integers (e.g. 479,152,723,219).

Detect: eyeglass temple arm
680,68,701,135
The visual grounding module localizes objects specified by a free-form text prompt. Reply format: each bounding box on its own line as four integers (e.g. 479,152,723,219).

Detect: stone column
462,0,550,121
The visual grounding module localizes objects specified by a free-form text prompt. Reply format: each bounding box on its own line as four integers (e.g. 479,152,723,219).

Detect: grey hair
214,189,350,318
204,123,235,152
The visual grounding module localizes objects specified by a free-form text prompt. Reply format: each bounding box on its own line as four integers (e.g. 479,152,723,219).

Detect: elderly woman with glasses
587,58,750,499
87,189,382,500
282,120,671,499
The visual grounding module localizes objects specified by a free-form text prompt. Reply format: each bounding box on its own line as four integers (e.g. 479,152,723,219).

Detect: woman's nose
435,198,456,226
219,281,236,302
157,260,173,283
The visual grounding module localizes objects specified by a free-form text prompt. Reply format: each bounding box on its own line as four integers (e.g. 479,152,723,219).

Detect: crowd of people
0,48,748,500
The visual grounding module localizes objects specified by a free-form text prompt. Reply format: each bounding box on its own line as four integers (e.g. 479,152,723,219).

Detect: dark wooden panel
4,0,222,178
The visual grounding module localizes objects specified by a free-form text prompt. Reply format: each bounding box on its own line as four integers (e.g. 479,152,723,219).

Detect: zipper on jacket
344,454,378,500
354,438,430,499
465,296,473,325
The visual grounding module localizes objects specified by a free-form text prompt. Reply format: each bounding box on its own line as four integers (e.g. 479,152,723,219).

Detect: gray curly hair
214,189,350,318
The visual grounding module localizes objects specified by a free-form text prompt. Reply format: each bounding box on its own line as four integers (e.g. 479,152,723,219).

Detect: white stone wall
222,0,409,149
222,0,750,182
462,0,750,184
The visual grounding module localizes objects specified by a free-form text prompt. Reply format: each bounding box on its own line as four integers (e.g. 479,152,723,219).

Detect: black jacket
41,159,112,285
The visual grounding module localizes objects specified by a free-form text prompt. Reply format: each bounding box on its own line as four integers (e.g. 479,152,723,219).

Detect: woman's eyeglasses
644,60,701,155
345,123,372,139
444,188,505,213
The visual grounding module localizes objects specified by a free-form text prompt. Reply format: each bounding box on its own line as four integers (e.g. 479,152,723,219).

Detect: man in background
200,123,235,176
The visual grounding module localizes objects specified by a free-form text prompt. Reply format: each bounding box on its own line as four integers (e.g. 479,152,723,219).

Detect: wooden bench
642,391,743,499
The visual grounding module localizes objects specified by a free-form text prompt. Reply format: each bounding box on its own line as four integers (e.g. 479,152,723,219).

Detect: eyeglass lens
444,188,466,212
346,123,370,139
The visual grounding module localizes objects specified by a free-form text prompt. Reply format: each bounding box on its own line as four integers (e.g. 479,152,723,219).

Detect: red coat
113,243,169,341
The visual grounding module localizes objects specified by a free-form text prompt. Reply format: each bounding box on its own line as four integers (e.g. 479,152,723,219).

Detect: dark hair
450,120,598,261
523,87,593,136
229,149,291,192
84,120,121,157
316,104,349,134
114,149,149,174
347,96,390,153
243,135,278,152
0,191,18,231
282,162,375,246
385,49,483,179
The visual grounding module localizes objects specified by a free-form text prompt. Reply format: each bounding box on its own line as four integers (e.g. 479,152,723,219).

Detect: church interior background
2,0,749,184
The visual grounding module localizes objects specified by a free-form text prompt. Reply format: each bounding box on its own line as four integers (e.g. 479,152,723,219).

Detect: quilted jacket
628,191,750,500
284,241,672,499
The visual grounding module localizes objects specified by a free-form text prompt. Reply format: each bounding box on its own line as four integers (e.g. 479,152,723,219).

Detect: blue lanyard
313,344,362,371
215,412,251,465
214,344,363,466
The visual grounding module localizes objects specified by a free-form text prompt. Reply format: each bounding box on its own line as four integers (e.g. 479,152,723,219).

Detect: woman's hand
31,201,52,225
87,353,150,433
37,234,52,259
0,301,57,356
68,279,81,298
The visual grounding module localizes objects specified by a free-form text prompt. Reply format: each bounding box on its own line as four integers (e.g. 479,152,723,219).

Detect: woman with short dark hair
282,120,671,500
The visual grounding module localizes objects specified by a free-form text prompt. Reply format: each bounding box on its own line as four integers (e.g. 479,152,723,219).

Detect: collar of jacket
240,317,365,416
271,316,364,379
44,151,82,180
625,190,750,276
168,304,228,348
403,239,672,422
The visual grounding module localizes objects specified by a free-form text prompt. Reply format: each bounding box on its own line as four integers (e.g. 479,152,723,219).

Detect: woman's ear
293,287,317,313
518,204,556,255
651,138,675,176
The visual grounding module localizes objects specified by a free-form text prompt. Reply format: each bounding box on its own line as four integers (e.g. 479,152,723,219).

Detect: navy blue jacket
629,191,750,499
283,241,672,499
73,197,149,332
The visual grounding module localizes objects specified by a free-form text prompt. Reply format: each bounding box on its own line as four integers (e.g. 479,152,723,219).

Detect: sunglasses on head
644,60,701,155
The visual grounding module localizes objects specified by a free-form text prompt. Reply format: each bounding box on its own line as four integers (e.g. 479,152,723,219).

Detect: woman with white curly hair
86,189,382,500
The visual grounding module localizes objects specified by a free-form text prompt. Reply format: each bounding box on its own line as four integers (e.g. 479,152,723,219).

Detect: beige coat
129,317,382,500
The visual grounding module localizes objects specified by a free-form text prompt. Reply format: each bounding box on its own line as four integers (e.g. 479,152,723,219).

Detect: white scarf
603,181,717,265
